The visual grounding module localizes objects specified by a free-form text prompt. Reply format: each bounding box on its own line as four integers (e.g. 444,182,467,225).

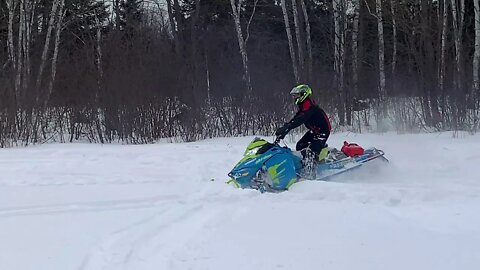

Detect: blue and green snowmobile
227,137,388,193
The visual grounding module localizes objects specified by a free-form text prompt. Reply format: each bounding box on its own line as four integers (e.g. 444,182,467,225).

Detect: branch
245,0,259,45
230,0,238,18
363,0,379,20
2,59,11,70
237,0,244,15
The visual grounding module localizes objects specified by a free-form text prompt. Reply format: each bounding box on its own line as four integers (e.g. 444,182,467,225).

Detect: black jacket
287,98,331,136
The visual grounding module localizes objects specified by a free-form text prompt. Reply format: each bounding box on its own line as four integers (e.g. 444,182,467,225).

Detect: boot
301,149,317,179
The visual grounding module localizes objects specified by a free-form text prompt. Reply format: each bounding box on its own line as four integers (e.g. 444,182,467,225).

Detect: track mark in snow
79,202,222,270
0,195,179,218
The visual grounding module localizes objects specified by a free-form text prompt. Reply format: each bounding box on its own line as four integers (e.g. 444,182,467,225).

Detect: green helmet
290,84,312,105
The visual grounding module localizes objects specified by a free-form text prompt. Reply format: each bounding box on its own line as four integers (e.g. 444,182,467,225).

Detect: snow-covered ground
1,132,480,270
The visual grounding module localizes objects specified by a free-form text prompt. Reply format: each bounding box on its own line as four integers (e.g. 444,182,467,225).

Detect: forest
0,0,479,146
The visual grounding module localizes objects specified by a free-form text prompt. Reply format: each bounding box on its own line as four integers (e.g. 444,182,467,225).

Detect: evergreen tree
118,0,142,34
62,0,109,49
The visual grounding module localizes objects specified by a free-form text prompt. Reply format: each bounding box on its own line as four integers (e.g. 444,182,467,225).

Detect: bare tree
473,0,480,98
94,11,104,86
451,0,465,101
352,0,360,100
47,0,66,103
281,0,299,82
376,0,386,113
291,0,305,81
36,0,61,92
390,0,397,86
94,10,105,143
333,0,347,125
5,0,18,71
230,0,253,93
333,0,340,96
24,0,38,88
15,0,25,96
300,0,313,84
440,0,449,105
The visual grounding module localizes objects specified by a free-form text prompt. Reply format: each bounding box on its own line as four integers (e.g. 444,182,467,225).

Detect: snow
1,132,480,270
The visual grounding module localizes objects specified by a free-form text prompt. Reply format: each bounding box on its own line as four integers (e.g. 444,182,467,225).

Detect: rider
275,84,331,165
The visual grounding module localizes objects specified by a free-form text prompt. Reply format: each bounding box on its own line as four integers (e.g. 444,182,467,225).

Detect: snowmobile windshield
243,137,275,156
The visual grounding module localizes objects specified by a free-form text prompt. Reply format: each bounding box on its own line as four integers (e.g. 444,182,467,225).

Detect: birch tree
281,0,299,83
291,0,305,82
5,0,18,71
36,0,61,92
15,0,25,96
376,0,386,112
333,0,347,125
439,0,448,102
94,9,106,144
47,0,66,102
352,0,360,100
4,0,19,135
472,0,480,128
300,0,313,84
24,0,38,87
94,11,104,87
333,0,340,101
390,0,397,86
450,0,465,100
230,0,253,93
10,0,37,97
473,0,480,98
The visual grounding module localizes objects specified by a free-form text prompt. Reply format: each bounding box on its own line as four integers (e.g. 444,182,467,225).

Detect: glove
275,124,290,139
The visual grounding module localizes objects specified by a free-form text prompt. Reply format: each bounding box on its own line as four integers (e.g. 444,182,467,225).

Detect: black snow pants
296,131,329,160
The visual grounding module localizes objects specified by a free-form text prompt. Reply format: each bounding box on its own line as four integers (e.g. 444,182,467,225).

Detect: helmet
290,84,312,105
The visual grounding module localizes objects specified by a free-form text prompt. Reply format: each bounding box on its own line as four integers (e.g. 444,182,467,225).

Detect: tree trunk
47,0,66,103
300,0,312,84
6,0,18,71
390,0,397,92
94,11,104,84
376,0,386,114
333,0,340,92
230,0,253,94
333,0,345,125
244,0,260,45
473,0,480,98
21,1,29,88
24,0,38,87
350,0,361,127
94,10,105,144
281,0,299,83
352,0,360,100
172,0,184,44
450,0,464,105
291,0,305,82
190,0,202,103
36,0,60,93
440,0,448,109
205,53,211,107
341,1,348,124
113,0,121,29
15,0,25,99
165,0,180,54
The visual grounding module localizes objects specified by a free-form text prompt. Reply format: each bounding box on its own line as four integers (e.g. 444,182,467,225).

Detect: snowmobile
227,137,388,193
